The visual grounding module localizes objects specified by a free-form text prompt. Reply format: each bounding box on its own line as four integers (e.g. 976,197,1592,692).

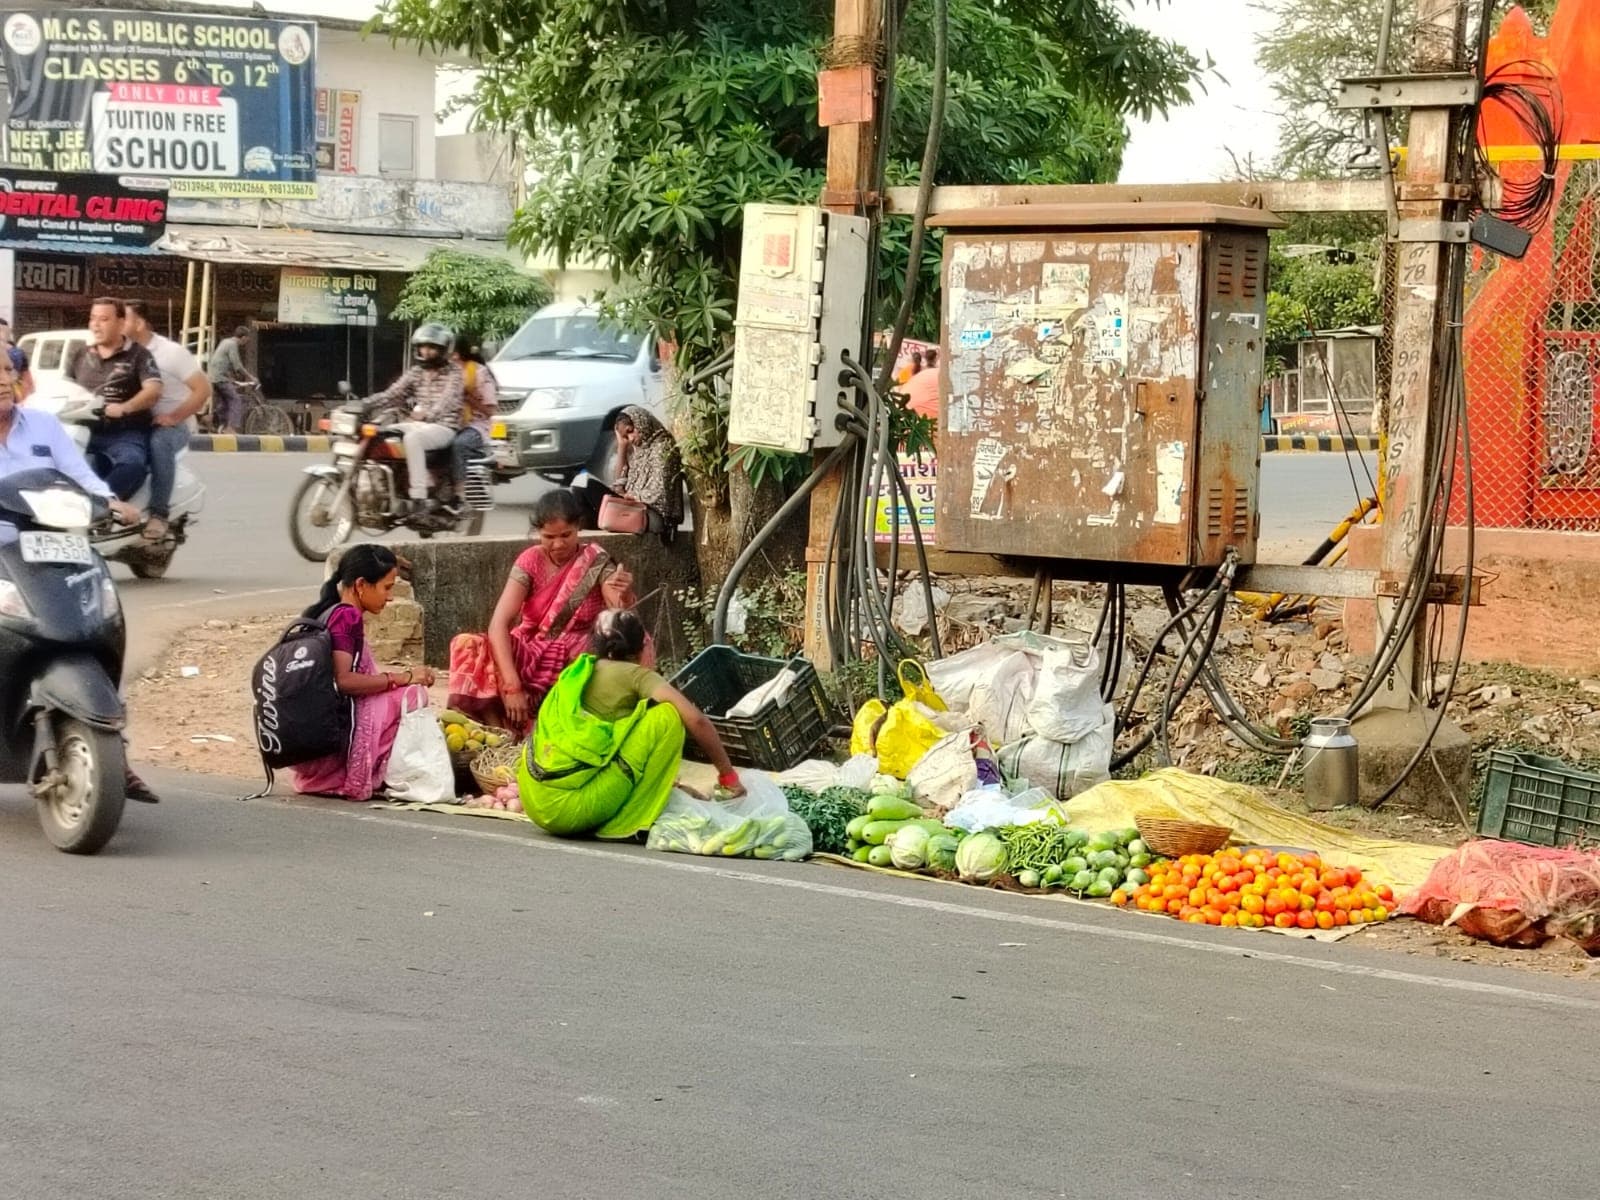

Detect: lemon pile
438,708,509,757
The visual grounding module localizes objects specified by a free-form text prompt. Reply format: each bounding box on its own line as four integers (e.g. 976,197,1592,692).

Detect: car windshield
497,314,642,362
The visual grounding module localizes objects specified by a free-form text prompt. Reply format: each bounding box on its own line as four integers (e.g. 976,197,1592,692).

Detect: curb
189,434,331,453
1262,434,1380,453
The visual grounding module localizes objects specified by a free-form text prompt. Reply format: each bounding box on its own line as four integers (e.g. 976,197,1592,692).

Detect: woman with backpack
291,544,437,800
518,609,743,839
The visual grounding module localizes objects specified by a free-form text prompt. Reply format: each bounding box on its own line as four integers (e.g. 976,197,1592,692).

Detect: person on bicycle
371,322,464,514
208,325,257,434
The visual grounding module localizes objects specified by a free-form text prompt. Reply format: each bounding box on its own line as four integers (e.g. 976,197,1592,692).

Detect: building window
378,114,416,177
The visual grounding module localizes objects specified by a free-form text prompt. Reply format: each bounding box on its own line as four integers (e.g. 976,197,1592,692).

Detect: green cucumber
862,819,911,845
867,845,895,867
852,845,873,863
866,796,923,821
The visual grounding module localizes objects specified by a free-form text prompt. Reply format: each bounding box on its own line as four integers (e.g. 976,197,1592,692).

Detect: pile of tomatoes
1117,848,1395,930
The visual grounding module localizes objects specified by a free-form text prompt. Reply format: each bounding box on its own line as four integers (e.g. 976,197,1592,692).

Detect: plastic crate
669,645,831,771
1478,750,1600,847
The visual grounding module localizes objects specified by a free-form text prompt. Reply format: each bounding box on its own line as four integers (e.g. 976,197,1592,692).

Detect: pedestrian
288,544,438,802
0,318,34,400
518,609,744,840
124,301,211,542
902,346,940,420
64,297,161,501
208,324,257,434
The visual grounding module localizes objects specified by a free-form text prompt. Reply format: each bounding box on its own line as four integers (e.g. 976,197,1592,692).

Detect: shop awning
155,224,523,272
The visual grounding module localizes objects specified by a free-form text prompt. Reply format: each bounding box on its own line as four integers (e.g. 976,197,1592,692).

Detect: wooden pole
1370,0,1469,712
803,0,883,665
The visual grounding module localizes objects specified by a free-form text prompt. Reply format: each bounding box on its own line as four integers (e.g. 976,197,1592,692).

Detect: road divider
1262,434,1380,453
189,434,331,453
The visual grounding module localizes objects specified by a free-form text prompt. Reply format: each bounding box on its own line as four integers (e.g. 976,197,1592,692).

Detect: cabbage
955,831,1008,882
926,834,959,872
888,825,931,870
870,774,912,799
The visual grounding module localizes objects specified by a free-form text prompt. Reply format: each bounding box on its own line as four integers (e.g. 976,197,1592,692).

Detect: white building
0,0,520,399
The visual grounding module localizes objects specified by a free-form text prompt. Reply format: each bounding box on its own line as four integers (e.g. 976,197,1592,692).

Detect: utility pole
1356,0,1472,809
803,0,884,664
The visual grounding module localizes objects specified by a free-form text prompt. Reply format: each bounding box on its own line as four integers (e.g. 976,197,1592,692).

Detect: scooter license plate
19,531,92,565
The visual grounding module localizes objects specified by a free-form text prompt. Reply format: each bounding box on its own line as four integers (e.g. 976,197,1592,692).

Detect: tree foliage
392,249,553,343
1265,241,1382,375
1255,0,1559,180
378,0,1203,578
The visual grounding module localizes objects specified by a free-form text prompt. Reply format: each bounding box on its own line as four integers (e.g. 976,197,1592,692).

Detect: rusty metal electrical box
931,203,1281,568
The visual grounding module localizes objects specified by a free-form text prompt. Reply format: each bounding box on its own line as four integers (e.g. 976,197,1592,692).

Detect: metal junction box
729,204,870,453
931,203,1281,568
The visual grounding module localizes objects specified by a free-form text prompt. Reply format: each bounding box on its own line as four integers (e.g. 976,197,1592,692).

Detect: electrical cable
1475,60,1563,234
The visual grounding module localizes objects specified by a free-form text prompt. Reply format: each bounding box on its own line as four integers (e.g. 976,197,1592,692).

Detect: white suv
488,302,667,484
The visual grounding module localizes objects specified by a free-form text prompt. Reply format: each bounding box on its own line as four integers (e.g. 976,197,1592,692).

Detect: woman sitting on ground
448,488,647,731
292,543,436,801
519,609,744,839
576,405,684,539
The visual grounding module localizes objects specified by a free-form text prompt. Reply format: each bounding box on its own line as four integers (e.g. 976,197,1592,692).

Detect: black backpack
246,609,354,793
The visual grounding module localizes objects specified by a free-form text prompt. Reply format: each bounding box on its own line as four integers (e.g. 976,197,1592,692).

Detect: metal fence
1456,158,1600,530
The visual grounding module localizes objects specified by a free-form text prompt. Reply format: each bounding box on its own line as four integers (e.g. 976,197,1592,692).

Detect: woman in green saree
518,610,745,838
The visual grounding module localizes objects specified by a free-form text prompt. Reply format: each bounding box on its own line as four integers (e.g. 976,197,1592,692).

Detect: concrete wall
1344,526,1600,674
317,28,441,181
400,533,700,667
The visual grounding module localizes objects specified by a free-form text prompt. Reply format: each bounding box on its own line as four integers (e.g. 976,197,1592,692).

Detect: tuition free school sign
0,8,318,199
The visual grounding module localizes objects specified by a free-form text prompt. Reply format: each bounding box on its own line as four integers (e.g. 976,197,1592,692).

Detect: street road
115,450,1373,670
3,771,1595,1200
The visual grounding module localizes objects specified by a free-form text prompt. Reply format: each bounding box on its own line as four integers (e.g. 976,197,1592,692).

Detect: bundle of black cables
1476,59,1563,234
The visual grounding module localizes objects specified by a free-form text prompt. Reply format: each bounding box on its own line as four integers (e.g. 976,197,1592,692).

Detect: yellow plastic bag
896,660,947,712
850,699,887,757
877,701,947,779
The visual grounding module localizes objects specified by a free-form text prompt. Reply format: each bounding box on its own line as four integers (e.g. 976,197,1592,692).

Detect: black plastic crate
669,645,831,771
1478,749,1600,847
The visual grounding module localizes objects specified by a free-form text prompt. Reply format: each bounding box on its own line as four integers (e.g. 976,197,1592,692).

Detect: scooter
52,381,207,580
287,382,495,563
0,469,129,854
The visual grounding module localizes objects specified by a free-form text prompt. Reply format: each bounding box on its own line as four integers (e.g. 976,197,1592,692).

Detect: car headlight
0,579,31,619
529,387,576,410
100,576,121,619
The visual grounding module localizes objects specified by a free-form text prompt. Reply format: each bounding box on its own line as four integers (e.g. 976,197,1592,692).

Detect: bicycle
236,380,295,437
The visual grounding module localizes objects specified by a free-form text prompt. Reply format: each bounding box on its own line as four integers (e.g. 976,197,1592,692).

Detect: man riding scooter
0,353,161,807
368,323,464,514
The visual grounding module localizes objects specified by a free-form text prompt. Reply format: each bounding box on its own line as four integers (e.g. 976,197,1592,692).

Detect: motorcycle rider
369,322,464,513
450,336,497,502
0,353,160,805
123,301,211,543
65,297,162,502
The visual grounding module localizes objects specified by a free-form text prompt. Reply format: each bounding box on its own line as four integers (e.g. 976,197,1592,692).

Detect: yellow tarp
1062,769,1455,895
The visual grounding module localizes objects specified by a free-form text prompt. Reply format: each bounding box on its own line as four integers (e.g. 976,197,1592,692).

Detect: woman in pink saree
292,544,437,800
448,489,649,731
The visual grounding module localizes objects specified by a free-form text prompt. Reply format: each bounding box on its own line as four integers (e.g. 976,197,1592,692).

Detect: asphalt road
3,770,1596,1200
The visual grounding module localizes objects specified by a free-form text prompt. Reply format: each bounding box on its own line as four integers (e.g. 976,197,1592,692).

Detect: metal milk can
1303,716,1359,810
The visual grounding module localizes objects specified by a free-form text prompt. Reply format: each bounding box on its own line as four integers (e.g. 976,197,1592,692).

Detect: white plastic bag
905,730,979,812
836,753,880,790
775,758,845,792
945,785,1061,833
384,699,455,805
727,668,797,718
646,770,813,860
998,703,1115,801
1026,644,1105,744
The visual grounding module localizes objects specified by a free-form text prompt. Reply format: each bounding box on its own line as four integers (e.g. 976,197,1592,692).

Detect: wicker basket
471,742,522,796
1134,815,1232,858
448,725,514,772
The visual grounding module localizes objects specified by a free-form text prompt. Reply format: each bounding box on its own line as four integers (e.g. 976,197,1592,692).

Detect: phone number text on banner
0,9,318,198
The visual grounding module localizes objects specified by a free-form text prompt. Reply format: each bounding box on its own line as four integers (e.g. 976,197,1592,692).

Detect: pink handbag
598,494,650,534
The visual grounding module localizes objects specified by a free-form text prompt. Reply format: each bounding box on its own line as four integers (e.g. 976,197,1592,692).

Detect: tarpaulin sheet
1061,769,1454,895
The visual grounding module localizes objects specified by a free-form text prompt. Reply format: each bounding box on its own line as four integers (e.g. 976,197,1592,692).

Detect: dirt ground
130,606,1599,979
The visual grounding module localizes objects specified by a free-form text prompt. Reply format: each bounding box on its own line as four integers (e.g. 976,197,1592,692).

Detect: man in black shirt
65,296,161,500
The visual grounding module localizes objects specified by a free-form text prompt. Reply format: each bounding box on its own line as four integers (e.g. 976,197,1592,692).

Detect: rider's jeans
148,419,192,519
87,426,150,501
397,421,456,499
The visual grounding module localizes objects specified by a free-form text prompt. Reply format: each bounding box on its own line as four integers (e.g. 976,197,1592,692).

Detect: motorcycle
52,381,207,580
288,383,495,563
0,469,129,854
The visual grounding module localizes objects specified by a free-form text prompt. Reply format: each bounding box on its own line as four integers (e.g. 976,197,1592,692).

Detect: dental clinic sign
0,8,317,199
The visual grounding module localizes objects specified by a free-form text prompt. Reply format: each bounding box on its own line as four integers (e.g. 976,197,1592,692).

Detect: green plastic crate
1478,749,1600,847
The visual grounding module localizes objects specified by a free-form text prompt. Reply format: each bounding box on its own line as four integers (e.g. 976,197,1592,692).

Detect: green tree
1265,243,1382,375
392,249,553,344
378,0,1203,580
1254,0,1559,181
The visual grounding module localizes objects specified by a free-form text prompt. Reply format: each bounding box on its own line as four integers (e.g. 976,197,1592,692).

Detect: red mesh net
1401,838,1600,951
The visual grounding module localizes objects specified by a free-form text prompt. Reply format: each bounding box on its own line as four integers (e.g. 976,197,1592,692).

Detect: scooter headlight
0,579,31,619
100,576,121,619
